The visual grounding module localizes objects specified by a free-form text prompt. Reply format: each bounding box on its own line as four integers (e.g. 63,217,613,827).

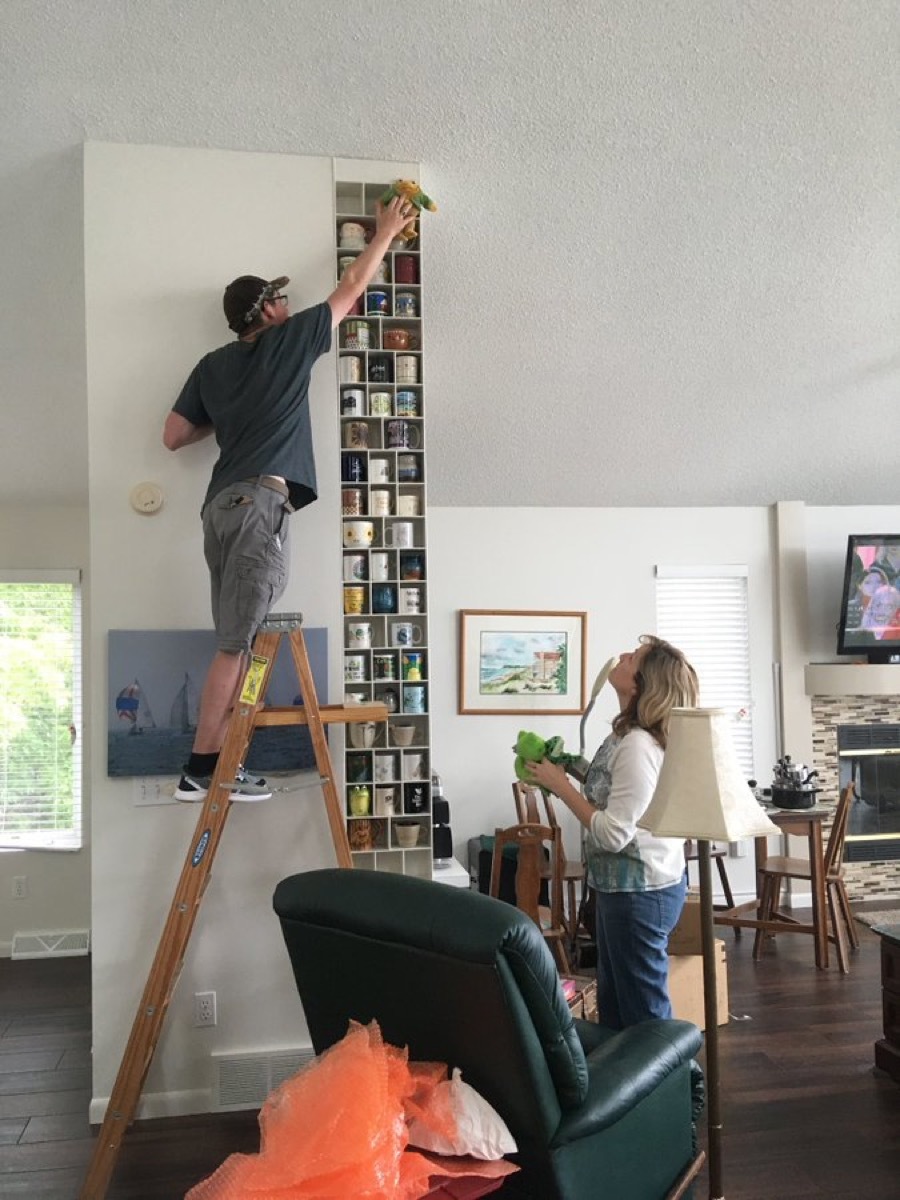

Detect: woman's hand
524,757,569,796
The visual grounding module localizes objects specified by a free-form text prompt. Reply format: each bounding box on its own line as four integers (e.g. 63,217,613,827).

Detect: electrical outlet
11,875,27,899
133,777,175,806
194,991,217,1027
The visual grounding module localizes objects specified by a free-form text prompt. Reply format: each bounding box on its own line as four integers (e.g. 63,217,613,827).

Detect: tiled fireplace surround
811,694,900,902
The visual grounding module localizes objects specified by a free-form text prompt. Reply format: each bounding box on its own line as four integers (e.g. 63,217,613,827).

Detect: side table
874,923,900,1083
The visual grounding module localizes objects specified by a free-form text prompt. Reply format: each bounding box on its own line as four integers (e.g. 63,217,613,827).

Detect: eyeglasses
270,294,288,305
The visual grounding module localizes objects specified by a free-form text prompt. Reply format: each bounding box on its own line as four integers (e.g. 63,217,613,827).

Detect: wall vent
11,929,91,959
213,1047,316,1110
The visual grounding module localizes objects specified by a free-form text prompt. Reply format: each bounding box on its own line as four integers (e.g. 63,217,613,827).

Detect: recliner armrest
552,1019,702,1146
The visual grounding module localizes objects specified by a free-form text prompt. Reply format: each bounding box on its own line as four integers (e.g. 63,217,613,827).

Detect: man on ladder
162,193,414,801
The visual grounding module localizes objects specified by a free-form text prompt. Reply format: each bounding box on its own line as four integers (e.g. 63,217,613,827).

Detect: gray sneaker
174,766,272,803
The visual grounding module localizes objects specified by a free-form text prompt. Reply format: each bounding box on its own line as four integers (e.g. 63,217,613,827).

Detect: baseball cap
223,275,290,332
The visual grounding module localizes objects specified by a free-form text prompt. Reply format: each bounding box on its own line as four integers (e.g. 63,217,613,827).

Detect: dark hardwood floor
1,913,899,1198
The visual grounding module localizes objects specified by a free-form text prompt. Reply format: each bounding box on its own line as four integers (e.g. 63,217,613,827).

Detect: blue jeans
594,877,686,1030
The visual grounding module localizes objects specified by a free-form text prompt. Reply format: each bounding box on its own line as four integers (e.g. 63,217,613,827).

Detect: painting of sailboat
169,673,199,733
115,680,156,733
107,628,328,778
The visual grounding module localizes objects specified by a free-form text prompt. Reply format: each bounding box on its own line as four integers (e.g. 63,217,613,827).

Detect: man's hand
374,195,416,243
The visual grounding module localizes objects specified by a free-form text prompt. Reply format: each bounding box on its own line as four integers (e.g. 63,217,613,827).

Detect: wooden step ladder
79,613,386,1200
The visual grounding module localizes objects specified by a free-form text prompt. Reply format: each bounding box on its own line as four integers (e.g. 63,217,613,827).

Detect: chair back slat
824,782,855,878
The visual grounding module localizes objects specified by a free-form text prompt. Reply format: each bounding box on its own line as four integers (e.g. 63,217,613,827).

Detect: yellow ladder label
239,655,269,705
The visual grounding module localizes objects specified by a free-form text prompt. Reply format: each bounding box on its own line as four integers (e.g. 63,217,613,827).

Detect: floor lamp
639,707,778,1200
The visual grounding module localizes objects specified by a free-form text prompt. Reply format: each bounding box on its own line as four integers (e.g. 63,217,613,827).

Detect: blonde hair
612,634,699,749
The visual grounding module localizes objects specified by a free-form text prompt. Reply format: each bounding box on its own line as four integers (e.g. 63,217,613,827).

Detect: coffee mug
339,222,366,248
341,488,363,516
386,420,421,449
384,521,414,549
397,494,420,517
342,421,369,450
341,454,366,483
390,622,423,648
348,721,377,749
399,586,422,614
404,751,428,781
396,355,419,383
375,786,397,816
371,583,397,614
399,553,424,580
344,654,367,683
346,622,372,650
396,390,419,417
339,356,363,383
343,520,374,548
397,453,420,482
395,292,417,317
403,782,428,813
343,586,365,614
343,553,367,582
373,652,397,681
369,457,391,483
395,820,421,848
343,320,370,350
370,551,390,582
369,392,392,417
401,650,424,680
341,388,366,417
403,683,426,713
374,754,397,783
383,328,417,351
370,489,391,517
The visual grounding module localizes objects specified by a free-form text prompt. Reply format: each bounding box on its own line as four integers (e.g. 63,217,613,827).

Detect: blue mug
372,584,397,614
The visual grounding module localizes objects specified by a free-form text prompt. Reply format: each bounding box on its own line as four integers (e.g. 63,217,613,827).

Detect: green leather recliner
273,868,703,1200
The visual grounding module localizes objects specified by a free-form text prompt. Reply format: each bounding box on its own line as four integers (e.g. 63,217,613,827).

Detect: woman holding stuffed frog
525,635,698,1030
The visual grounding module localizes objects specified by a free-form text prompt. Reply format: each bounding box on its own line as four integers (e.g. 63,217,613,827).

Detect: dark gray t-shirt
173,302,332,512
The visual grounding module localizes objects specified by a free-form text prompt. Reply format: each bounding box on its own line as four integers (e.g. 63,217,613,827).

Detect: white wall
83,143,419,1118
0,507,91,956
427,507,779,903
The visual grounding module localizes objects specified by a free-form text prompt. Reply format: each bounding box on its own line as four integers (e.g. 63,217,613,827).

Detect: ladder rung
254,702,388,728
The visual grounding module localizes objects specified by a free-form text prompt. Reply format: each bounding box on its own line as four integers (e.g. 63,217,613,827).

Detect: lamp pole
698,839,724,1200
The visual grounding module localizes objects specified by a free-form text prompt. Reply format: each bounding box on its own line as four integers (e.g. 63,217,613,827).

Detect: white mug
348,721,377,748
346,622,372,650
339,356,363,383
369,458,391,484
374,753,397,783
375,786,396,816
370,489,392,517
399,586,422,614
343,553,367,582
343,520,374,548
384,521,414,549
344,654,367,682
397,494,420,517
370,551,390,582
404,751,428,781
369,392,393,417
396,355,419,384
390,622,423,648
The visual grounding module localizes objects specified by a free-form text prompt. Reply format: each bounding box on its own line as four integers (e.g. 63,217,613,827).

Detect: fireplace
838,724,900,862
810,694,900,901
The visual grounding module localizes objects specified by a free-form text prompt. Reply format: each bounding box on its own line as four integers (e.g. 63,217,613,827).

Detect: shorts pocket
235,554,287,630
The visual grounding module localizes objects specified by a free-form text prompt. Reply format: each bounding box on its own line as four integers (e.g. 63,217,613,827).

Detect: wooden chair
753,782,859,973
490,819,572,974
512,781,585,953
683,839,741,938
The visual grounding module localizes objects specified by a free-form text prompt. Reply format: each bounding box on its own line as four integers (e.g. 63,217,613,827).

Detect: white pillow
407,1068,517,1161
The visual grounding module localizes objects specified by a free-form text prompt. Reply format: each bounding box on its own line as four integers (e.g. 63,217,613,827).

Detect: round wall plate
130,482,164,514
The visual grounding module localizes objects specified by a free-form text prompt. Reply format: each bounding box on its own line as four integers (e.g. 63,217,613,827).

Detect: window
656,565,755,777
0,571,82,850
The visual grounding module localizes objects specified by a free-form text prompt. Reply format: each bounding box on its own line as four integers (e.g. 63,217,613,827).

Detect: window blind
655,566,755,778
0,571,83,850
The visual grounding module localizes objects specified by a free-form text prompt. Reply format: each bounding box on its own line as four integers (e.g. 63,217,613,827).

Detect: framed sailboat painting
107,628,328,779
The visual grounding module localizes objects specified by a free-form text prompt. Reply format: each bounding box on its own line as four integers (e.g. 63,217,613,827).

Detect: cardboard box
667,939,729,1030
561,974,599,1022
668,890,703,955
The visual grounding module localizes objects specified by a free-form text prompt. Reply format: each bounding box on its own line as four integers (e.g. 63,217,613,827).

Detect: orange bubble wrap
185,1021,517,1200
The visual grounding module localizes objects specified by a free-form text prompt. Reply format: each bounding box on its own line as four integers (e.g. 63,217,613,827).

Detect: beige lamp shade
639,707,779,842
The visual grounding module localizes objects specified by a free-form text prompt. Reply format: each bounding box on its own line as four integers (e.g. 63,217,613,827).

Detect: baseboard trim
89,1088,214,1125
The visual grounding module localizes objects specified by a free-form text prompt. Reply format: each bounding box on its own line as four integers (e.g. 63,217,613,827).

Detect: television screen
836,535,900,663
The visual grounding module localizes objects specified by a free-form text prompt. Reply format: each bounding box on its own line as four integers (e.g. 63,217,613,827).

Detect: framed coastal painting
458,610,587,715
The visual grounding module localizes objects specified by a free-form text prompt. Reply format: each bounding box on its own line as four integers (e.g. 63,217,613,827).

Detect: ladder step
254,702,388,727
260,612,304,631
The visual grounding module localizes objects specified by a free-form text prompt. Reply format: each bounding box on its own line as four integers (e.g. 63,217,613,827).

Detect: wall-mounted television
836,534,900,664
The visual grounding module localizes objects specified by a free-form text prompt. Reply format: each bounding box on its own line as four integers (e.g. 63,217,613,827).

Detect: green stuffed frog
513,730,589,789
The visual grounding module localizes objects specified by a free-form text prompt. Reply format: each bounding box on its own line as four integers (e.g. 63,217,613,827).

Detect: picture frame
458,609,587,715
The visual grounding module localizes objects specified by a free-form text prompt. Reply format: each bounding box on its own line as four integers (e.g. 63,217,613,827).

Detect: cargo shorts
202,481,291,653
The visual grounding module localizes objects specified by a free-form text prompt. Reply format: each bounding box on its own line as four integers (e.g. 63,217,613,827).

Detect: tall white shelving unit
333,166,432,877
